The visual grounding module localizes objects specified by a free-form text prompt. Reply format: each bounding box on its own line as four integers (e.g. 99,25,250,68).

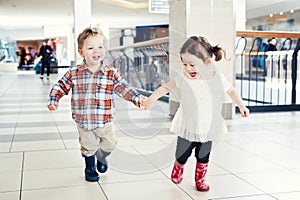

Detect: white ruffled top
170,70,231,142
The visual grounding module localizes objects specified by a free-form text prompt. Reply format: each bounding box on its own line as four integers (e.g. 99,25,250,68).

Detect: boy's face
78,35,106,67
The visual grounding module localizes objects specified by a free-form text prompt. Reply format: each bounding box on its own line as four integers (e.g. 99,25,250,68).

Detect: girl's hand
239,106,249,117
48,102,58,110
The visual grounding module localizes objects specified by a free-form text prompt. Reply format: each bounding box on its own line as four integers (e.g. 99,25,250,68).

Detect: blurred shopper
18,47,27,68
38,39,53,79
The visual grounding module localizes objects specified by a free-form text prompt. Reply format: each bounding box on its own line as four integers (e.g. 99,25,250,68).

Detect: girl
143,36,249,191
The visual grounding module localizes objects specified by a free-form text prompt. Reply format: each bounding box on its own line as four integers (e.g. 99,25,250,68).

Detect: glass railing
108,31,300,112
107,37,169,95
235,31,300,111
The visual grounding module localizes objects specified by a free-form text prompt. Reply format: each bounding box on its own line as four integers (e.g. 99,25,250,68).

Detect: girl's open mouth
190,72,197,78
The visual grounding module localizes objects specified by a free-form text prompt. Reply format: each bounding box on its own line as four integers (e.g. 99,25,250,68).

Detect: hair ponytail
211,45,227,62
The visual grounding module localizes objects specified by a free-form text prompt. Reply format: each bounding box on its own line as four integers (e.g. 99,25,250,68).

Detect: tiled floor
1,71,300,200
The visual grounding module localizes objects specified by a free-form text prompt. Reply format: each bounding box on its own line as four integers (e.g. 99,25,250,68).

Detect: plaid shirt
48,64,142,130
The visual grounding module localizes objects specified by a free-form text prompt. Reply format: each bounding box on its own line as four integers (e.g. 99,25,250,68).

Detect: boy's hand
48,102,58,110
138,96,147,108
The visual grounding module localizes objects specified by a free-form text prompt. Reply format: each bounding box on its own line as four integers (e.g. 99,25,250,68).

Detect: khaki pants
77,123,117,156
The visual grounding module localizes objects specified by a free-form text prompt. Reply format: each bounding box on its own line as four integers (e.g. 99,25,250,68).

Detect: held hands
138,96,154,110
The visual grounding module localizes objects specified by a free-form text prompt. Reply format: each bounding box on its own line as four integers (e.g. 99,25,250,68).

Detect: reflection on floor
0,72,300,200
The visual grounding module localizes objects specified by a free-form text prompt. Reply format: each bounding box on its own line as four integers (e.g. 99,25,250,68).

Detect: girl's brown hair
180,36,226,62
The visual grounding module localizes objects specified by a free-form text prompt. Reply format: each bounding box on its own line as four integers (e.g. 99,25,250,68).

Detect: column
234,0,246,31
73,0,92,64
169,0,236,119
234,0,246,75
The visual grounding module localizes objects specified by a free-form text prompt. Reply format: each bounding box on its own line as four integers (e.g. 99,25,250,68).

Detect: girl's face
78,35,106,67
181,52,205,79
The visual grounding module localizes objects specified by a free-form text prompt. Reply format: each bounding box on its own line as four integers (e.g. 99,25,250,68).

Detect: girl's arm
143,80,176,110
226,87,249,117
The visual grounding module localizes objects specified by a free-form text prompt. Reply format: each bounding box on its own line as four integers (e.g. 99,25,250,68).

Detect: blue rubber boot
83,155,99,182
96,149,111,173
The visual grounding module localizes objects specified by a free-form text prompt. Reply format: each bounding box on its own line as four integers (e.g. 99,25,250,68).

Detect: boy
48,27,144,182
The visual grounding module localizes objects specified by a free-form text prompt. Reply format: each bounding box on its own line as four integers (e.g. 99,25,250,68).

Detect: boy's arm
48,70,73,110
113,70,143,107
226,87,249,117
143,80,176,110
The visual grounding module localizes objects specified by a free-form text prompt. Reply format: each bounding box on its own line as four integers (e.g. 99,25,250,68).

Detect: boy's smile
78,34,106,68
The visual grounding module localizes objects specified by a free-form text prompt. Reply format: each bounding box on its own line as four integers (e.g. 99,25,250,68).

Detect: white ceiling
246,0,300,19
0,0,299,31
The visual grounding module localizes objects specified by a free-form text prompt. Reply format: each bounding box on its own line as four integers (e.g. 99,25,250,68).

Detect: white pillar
234,0,246,31
73,0,92,64
234,0,246,77
169,0,236,119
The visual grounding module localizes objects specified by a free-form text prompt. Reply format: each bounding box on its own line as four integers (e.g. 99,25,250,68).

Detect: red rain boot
171,160,185,184
195,162,210,191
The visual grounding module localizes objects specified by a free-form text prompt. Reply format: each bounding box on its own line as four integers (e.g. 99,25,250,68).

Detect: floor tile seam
269,190,300,196
154,134,175,144
50,112,71,150
13,131,64,135
219,140,272,157
291,168,300,173
229,172,282,198
274,142,300,152
11,137,68,143
210,161,273,196
223,140,300,169
255,155,299,171
9,100,23,153
131,145,175,176
20,184,90,192
132,145,169,167
220,168,294,176
19,152,25,200
97,182,109,200
130,145,195,200
0,190,21,194
9,148,76,154
99,177,171,185
0,78,16,99
12,131,71,140
209,193,278,200
0,111,64,115
23,166,83,172
15,121,71,127
0,169,24,174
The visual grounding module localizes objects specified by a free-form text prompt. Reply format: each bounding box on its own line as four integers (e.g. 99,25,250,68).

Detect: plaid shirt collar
78,61,105,74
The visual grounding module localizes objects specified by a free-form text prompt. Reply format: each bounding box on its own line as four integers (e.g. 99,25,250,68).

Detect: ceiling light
269,13,273,17
279,12,283,15
290,9,294,13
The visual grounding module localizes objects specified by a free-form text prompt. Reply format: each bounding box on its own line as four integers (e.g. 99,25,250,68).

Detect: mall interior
1,0,300,199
